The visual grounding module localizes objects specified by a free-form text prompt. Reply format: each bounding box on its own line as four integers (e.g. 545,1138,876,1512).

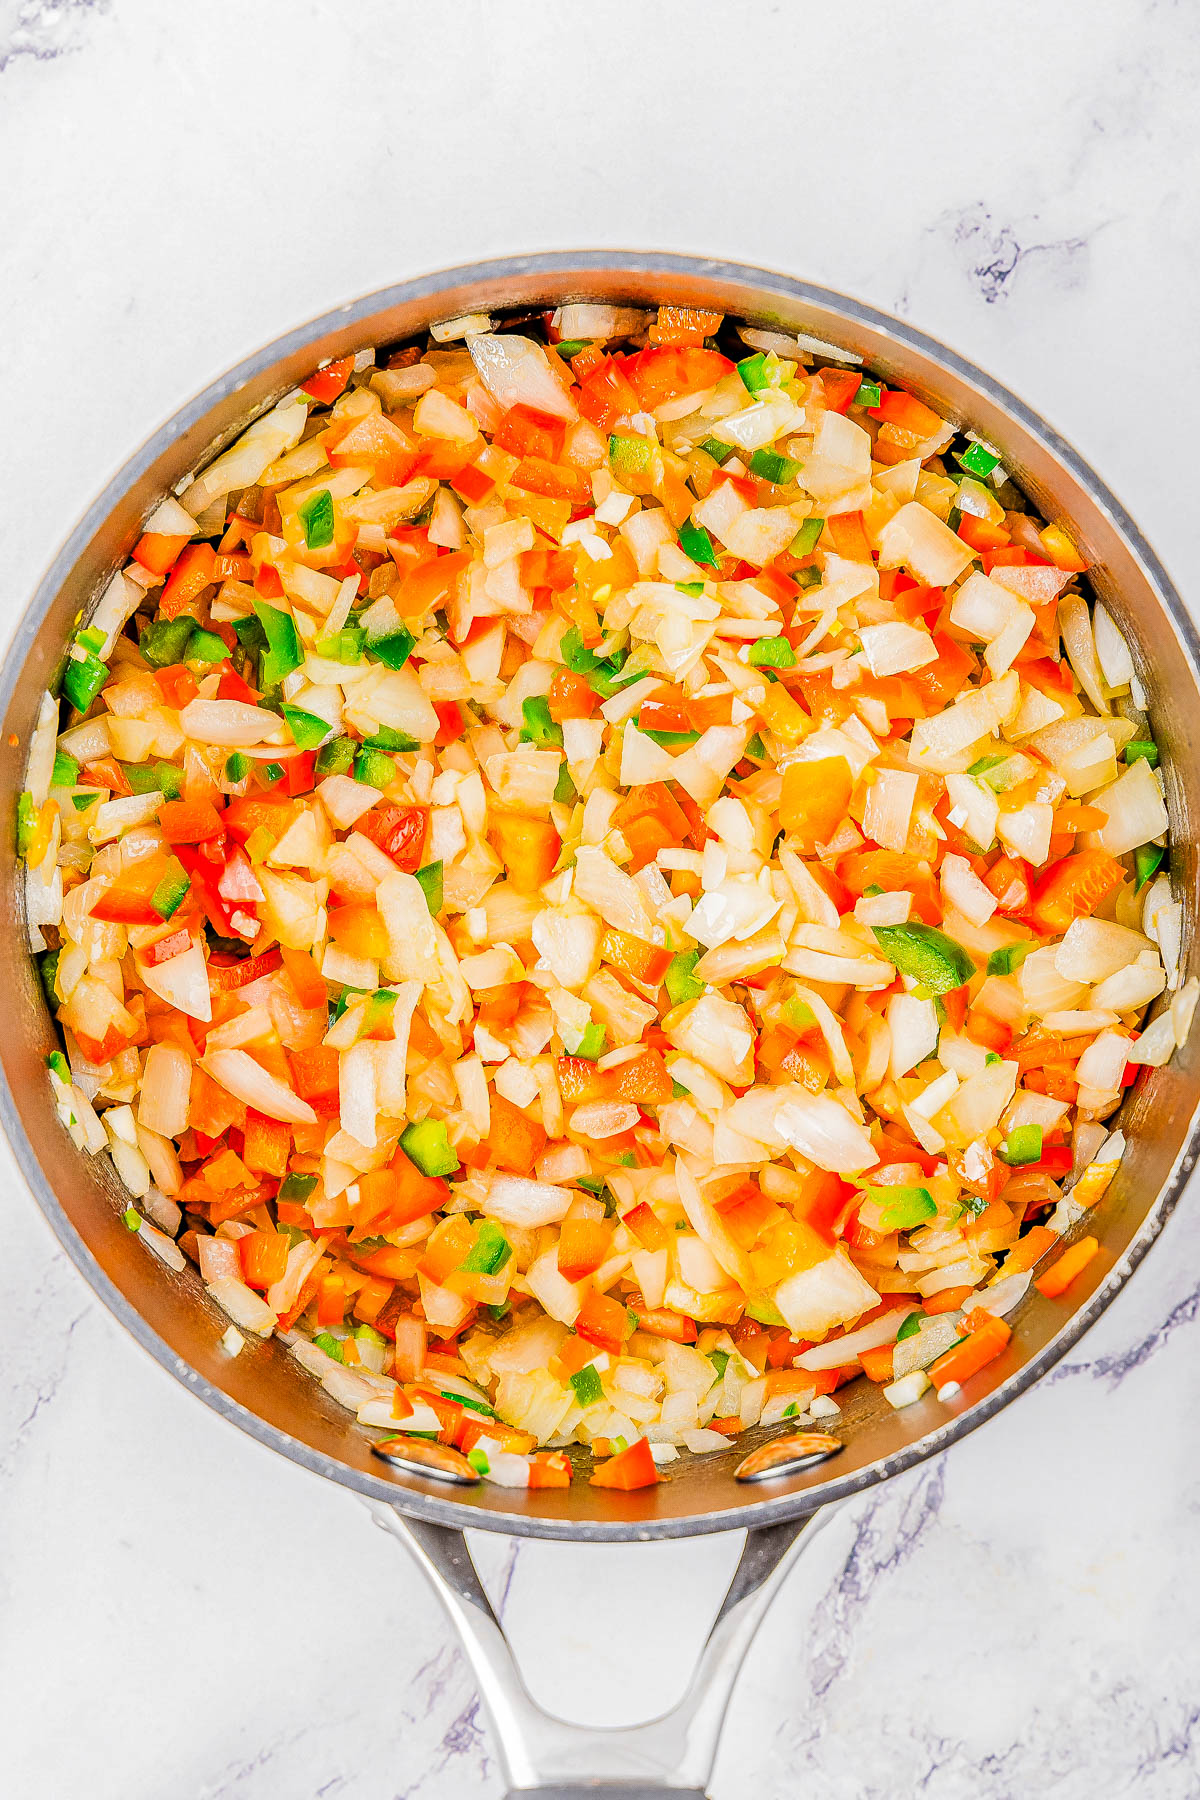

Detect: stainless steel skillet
5,254,1197,1797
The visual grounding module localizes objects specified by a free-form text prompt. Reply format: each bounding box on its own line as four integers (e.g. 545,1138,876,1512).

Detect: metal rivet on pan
371,1436,481,1486
734,1431,845,1484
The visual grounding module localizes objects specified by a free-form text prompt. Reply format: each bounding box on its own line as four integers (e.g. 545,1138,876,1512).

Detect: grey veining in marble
2,2,1200,1795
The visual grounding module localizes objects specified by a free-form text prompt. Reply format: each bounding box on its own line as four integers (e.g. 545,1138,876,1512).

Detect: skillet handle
369,1504,835,1797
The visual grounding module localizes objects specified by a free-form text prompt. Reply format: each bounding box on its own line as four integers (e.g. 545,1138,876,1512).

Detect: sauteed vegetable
20,302,1196,1492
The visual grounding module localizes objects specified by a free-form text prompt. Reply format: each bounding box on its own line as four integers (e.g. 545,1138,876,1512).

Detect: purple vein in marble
0,0,107,71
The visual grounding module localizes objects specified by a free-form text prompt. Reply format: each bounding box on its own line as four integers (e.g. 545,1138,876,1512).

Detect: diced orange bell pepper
326,409,416,486
557,1057,610,1104
612,783,692,871
558,1218,612,1281
1028,851,1123,936
588,1435,659,1490
158,798,226,844
547,668,598,722
1003,1226,1059,1276
90,879,161,925
607,1048,673,1105
780,756,853,853
356,1151,449,1234
859,1344,896,1383
649,305,723,347
820,369,863,414
1039,524,1088,573
419,1215,475,1287
529,1450,573,1488
869,389,945,437
160,543,217,620
329,902,390,962
575,1289,635,1356
957,513,1011,553
1034,1235,1099,1299
510,458,590,504
928,1315,1011,1389
133,531,191,578
489,812,561,893
575,358,640,431
486,1091,547,1176
622,1202,671,1252
287,1045,340,1106
600,929,672,988
242,1109,291,1178
922,1284,978,1316
395,549,472,621
907,634,976,711
239,1230,290,1291
280,945,328,1009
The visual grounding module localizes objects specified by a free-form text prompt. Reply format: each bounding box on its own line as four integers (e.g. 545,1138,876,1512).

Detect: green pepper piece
415,861,444,916
569,1364,604,1407
853,379,882,408
737,351,780,393
665,950,705,1005
553,762,576,805
747,636,796,670
139,616,196,669
400,1118,460,1178
1135,843,1165,890
749,447,801,484
679,520,719,568
366,627,416,671
871,922,976,995
864,1185,936,1231
63,650,109,713
314,737,356,777
316,626,367,663
353,747,397,788
699,436,736,465
364,726,421,753
185,627,228,664
278,1172,318,1204
553,339,589,358
251,598,304,687
76,625,107,655
46,1049,72,1083
298,488,335,550
986,942,1032,977
998,1123,1043,1166
151,860,191,921
51,751,79,789
568,1021,607,1061
956,441,1002,479
520,695,564,748
608,434,653,478
16,791,35,854
313,1330,345,1362
896,1310,923,1341
744,1294,786,1327
790,516,824,557
281,704,332,751
1124,740,1159,768
38,948,60,1005
461,1220,513,1276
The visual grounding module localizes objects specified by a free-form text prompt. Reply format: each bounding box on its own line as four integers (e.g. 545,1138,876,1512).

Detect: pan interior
5,255,1197,1539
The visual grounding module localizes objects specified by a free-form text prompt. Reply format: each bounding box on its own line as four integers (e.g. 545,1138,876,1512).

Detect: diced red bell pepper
547,668,598,721
358,803,428,871
160,543,217,620
90,881,160,925
575,358,640,432
326,409,416,487
1028,850,1124,935
159,798,226,844
488,812,561,894
155,665,200,710
820,369,864,414
494,404,567,462
302,356,355,404
557,1218,612,1281
485,1091,547,1176
133,531,191,578
624,346,733,410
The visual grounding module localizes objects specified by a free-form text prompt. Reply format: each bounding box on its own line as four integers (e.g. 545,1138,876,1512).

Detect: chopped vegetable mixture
21,300,1196,1494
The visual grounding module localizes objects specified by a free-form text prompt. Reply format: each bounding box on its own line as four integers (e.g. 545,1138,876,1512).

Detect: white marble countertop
2,2,1199,1794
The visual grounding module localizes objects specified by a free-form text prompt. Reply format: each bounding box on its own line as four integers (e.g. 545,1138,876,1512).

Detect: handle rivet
734,1431,844,1483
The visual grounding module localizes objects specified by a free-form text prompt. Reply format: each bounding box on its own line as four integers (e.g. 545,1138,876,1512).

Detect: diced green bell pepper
185,627,228,664
224,752,249,784
281,704,331,750
747,635,796,669
568,1021,607,1060
1124,740,1159,768
871,922,976,995
63,650,109,713
896,1310,923,1341
790,516,824,557
400,1118,460,1178
853,379,882,408
151,860,191,921
51,751,79,789
864,1185,936,1231
520,695,564,748
354,747,396,788
461,1220,513,1276
313,1330,345,1362
366,627,416,671
316,626,366,663
1135,843,1164,889
46,1049,71,1084
749,447,801,484
569,1364,604,1407
415,861,444,916
251,599,304,687
699,437,736,465
678,520,719,568
16,791,35,854
998,1123,1043,1166
986,942,1032,977
76,625,107,655
736,351,781,393
140,616,196,669
956,441,1002,479
278,1172,318,1203
298,488,335,550
38,948,60,1005
608,434,653,478
314,736,356,777
665,949,705,1005
364,726,420,753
